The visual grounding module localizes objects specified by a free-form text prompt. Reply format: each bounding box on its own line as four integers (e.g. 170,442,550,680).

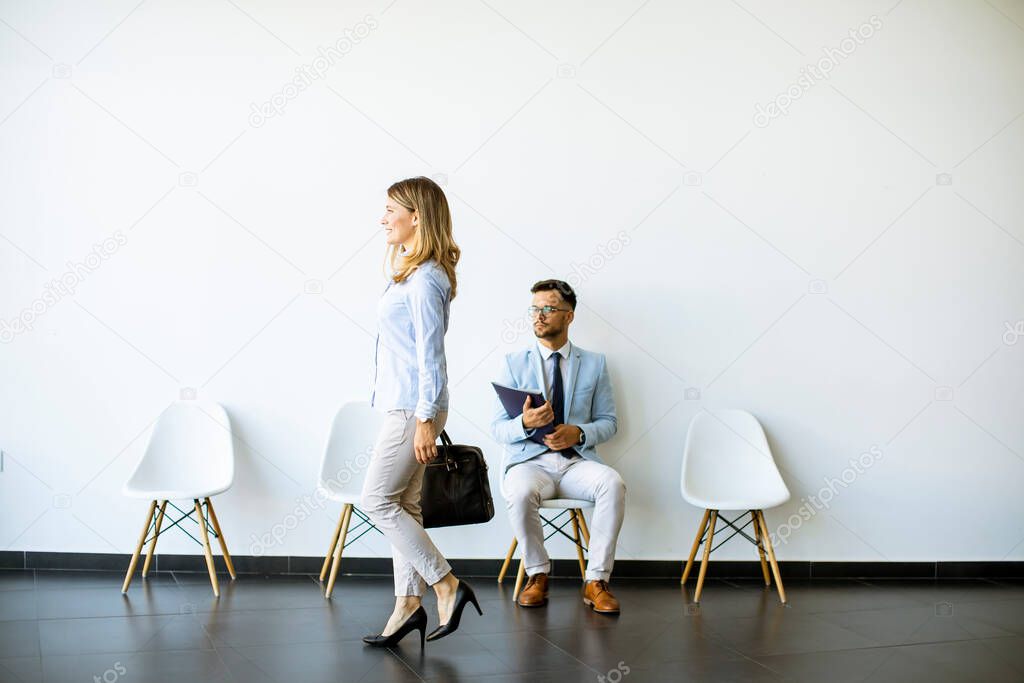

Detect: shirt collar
537,339,571,361
384,245,412,285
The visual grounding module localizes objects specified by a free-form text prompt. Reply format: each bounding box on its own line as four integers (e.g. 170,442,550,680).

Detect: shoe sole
583,597,620,614
516,597,548,608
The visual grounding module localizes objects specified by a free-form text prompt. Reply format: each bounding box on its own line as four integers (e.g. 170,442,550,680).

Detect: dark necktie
550,352,578,458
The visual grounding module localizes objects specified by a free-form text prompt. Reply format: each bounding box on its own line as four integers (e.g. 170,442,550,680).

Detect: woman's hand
413,418,438,464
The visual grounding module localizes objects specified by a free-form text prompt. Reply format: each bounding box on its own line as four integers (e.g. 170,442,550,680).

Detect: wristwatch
577,429,586,445
418,416,433,424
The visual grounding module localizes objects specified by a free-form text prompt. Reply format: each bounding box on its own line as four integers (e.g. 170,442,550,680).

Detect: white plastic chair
318,402,385,598
121,399,236,596
496,474,595,602
680,410,790,603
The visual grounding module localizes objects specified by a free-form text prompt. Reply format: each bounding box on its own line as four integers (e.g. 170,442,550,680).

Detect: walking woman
360,176,481,648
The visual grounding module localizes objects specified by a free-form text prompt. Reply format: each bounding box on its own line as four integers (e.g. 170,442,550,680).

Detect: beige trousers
504,451,626,582
360,408,451,596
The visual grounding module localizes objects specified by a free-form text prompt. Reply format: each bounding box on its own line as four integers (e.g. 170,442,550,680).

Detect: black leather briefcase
421,430,495,529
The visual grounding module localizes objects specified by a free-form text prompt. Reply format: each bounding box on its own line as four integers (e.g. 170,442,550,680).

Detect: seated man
491,279,626,614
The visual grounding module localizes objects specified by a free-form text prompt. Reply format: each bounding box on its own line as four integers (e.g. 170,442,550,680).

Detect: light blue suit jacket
491,343,617,473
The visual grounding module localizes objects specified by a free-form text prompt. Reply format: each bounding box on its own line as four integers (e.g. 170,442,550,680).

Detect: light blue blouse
370,258,451,420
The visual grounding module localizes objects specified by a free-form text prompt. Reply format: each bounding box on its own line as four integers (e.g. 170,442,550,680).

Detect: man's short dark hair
531,279,577,310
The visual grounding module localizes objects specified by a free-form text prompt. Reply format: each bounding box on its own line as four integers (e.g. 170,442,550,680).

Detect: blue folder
491,381,554,444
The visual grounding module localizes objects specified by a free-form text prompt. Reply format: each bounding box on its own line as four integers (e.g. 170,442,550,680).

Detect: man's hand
522,396,554,430
414,419,438,464
544,424,582,450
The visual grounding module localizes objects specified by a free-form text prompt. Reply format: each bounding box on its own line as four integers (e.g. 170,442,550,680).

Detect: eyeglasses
528,305,571,318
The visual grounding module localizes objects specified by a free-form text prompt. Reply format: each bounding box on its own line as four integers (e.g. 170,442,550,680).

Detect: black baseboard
2,551,1022,579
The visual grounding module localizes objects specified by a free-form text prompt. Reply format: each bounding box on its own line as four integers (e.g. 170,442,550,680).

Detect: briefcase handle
436,429,458,471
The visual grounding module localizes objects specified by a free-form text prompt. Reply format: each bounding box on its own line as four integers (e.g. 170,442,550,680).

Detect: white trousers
503,451,626,582
361,408,451,596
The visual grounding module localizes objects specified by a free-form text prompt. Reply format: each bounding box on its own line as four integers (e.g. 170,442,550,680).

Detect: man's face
531,290,574,340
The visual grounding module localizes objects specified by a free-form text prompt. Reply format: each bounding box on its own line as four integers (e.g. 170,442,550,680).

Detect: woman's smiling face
381,196,417,247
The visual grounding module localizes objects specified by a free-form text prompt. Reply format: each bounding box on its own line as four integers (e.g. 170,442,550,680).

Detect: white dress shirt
532,339,583,452
536,339,572,398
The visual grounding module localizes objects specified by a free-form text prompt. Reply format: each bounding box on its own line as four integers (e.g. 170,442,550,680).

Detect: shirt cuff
415,403,438,421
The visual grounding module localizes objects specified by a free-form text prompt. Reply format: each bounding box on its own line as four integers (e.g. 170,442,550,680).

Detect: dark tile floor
2,570,1023,682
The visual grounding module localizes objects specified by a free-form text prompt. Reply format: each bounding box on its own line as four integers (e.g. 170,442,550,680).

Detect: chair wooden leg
325,504,353,599
752,509,771,586
320,506,347,582
571,510,586,581
577,510,591,545
755,510,786,604
498,537,517,583
694,509,718,603
205,498,236,580
121,500,157,593
194,499,220,597
681,508,711,585
512,557,526,602
141,500,167,578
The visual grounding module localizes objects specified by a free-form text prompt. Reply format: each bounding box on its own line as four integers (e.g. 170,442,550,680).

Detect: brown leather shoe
516,573,549,607
583,580,620,614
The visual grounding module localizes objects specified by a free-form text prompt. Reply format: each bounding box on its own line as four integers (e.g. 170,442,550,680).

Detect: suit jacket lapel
563,344,581,414
528,347,548,399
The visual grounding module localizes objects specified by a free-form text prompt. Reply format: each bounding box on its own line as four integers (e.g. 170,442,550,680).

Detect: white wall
2,0,1023,563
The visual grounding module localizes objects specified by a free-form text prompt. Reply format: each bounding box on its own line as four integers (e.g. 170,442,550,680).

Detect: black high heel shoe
363,606,427,649
425,580,483,642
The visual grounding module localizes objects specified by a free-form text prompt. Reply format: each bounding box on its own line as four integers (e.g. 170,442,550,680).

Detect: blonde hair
385,176,461,298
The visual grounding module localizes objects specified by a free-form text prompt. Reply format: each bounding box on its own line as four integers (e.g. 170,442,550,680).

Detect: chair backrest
681,410,790,509
318,402,383,500
125,400,235,497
